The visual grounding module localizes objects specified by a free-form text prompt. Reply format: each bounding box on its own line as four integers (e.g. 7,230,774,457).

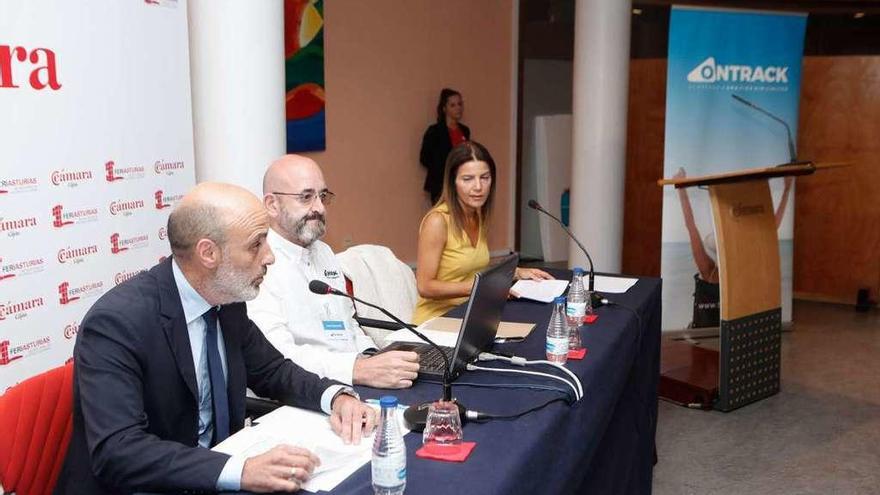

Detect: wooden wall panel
621,59,667,277
794,56,880,303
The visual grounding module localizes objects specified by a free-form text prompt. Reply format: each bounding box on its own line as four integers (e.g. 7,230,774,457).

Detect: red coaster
567,348,587,360
416,441,477,462
583,314,598,324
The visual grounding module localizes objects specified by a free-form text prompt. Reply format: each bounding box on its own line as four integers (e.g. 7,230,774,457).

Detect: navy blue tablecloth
324,273,661,495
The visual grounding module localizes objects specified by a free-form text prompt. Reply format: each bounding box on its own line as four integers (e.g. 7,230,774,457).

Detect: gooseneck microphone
308,280,462,430
731,94,797,163
528,199,596,293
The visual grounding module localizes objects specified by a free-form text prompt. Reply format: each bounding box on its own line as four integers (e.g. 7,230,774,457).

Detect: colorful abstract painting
285,0,325,151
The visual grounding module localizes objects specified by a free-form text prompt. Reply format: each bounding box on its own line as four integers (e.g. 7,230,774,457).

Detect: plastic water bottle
372,396,406,495
546,296,569,363
566,268,587,351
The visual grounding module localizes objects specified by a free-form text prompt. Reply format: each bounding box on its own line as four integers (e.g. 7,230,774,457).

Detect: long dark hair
435,88,461,123
439,141,496,238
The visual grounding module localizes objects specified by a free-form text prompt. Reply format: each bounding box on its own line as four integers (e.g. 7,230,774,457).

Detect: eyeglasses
272,190,335,206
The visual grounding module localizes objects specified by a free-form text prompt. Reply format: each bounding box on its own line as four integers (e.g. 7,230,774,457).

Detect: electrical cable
599,299,644,358
417,378,575,399
466,397,569,422
466,363,581,401
477,352,584,400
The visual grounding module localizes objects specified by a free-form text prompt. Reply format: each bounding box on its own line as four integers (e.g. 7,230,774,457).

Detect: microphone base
403,399,467,432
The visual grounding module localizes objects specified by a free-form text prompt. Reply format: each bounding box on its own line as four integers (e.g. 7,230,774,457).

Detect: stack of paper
510,275,639,303
213,404,408,493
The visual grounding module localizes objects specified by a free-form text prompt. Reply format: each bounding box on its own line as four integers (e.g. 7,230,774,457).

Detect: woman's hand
514,267,555,281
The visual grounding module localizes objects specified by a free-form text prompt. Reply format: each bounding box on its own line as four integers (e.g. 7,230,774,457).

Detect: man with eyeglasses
247,155,420,389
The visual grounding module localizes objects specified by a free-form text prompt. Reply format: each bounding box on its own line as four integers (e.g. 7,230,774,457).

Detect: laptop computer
383,254,518,381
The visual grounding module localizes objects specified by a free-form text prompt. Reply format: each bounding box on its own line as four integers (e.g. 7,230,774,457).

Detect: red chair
0,361,74,495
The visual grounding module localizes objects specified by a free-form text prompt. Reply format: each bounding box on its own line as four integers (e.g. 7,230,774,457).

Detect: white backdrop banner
0,0,195,391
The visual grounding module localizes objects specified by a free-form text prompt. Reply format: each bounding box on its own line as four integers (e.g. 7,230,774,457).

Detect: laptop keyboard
419,346,455,373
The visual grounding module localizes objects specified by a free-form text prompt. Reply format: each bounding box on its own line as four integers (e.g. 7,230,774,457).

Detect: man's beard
281,209,326,247
212,247,262,304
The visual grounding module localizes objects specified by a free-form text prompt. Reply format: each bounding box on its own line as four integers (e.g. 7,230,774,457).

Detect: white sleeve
247,282,358,385
347,297,378,352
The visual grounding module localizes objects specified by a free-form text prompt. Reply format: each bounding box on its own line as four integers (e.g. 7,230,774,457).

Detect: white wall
520,58,573,260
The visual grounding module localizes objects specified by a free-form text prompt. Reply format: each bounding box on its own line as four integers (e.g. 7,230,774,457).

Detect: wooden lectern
658,162,815,411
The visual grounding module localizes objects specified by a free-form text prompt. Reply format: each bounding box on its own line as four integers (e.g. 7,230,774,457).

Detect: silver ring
289,466,299,481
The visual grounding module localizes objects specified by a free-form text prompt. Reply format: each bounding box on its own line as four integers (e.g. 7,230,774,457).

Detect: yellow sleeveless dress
412,203,490,324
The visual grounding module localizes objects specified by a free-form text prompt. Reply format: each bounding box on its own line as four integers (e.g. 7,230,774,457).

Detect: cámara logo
0,176,38,194
158,226,167,240
0,216,38,237
0,296,45,321
0,45,61,91
52,204,99,227
63,321,80,339
57,244,99,264
0,256,45,281
51,168,93,187
154,159,185,176
110,232,149,254
687,57,789,85
114,269,147,286
58,280,104,305
109,198,146,216
105,160,146,182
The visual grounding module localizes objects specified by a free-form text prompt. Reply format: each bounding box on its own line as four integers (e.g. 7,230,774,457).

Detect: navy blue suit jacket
55,258,340,495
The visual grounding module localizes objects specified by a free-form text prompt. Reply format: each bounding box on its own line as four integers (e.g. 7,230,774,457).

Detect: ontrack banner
0,0,195,390
661,8,806,330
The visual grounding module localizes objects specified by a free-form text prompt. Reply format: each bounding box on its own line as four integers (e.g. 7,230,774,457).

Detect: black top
419,121,471,203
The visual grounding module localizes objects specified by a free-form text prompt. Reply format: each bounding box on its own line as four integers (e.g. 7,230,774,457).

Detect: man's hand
240,445,320,493
330,394,377,445
353,351,420,389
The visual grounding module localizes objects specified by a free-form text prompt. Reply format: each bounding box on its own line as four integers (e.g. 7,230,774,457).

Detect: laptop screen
447,253,518,379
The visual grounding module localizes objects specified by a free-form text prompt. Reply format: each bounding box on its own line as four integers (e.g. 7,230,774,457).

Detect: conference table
302,271,661,494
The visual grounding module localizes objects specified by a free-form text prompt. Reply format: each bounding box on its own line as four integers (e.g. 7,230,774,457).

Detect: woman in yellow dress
413,141,552,324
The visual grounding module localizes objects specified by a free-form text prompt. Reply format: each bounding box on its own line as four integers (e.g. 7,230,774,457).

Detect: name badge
322,320,349,342
322,320,345,331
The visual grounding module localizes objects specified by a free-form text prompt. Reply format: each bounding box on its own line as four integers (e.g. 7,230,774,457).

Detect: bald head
166,182,274,305
263,154,324,196
262,155,329,246
168,182,264,259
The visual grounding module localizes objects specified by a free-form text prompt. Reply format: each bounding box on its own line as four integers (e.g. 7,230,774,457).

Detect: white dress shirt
247,229,377,385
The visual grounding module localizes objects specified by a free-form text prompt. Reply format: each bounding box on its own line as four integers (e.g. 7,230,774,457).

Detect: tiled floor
653,300,880,495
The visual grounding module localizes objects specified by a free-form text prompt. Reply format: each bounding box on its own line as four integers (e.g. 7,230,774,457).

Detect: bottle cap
554,296,566,304
379,396,399,408
573,267,585,274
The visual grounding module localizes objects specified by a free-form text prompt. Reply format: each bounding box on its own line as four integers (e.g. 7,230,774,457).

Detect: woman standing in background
420,88,471,204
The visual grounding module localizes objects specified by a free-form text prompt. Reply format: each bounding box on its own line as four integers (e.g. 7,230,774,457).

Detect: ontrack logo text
687,57,789,84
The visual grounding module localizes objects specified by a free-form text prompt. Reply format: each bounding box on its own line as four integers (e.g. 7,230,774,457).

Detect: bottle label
372,452,406,486
566,302,587,319
546,337,569,356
